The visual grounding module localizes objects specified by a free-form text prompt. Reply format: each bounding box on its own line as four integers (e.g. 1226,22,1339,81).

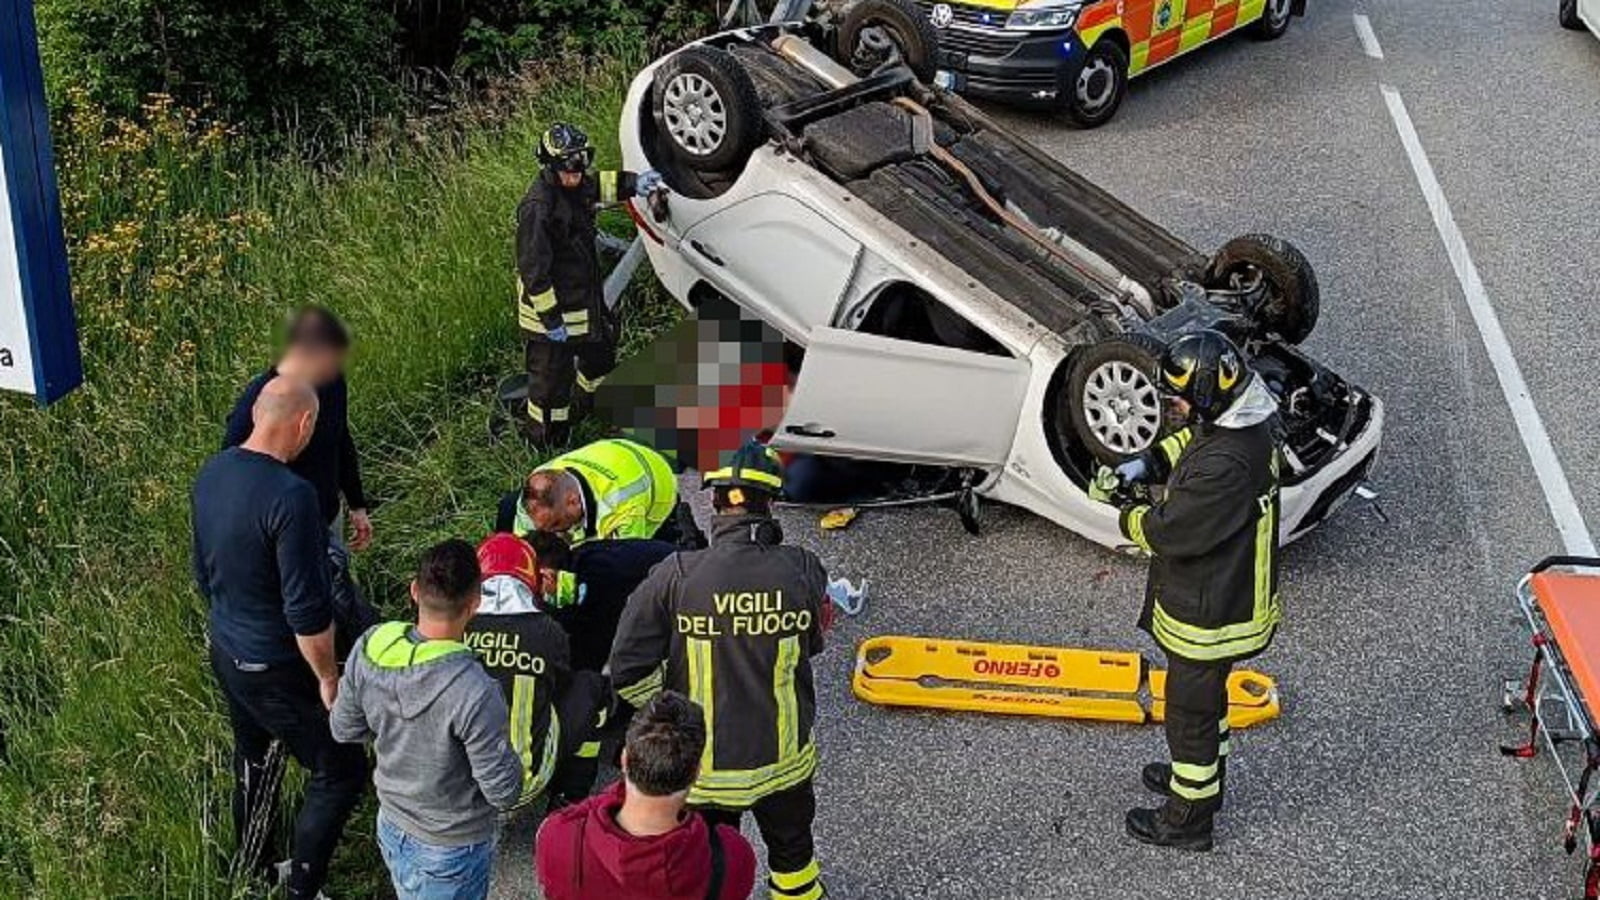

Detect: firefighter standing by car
517,122,663,445
1093,329,1282,852
609,439,832,900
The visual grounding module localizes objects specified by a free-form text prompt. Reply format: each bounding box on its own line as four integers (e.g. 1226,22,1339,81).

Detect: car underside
627,16,1381,537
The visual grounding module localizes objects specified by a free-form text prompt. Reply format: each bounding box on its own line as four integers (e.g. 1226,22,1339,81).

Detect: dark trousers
523,334,617,445
210,644,368,898
700,779,824,900
547,670,611,804
1163,654,1231,816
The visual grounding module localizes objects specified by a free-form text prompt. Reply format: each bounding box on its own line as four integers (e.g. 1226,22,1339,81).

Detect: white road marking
1380,84,1598,557
1354,13,1384,59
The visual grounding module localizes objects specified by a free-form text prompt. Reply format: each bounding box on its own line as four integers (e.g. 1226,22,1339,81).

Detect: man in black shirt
194,376,369,898
225,307,376,656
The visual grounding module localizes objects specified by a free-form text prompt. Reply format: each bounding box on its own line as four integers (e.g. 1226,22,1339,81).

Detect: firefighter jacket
463,610,575,807
608,514,831,809
1119,378,1282,665
502,439,680,547
516,168,640,341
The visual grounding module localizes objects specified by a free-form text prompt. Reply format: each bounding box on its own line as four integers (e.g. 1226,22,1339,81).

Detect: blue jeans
376,812,495,900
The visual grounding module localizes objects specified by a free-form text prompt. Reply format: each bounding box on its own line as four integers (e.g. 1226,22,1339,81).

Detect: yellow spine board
852,635,1279,730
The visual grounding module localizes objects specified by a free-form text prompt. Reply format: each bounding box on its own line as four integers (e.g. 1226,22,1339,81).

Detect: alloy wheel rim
1082,360,1161,455
662,73,728,157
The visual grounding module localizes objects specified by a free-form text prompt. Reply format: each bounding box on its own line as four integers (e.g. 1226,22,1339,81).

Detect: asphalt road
495,3,1600,896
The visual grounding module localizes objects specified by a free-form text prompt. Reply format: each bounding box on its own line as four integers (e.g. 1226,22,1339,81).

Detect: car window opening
855,282,1010,358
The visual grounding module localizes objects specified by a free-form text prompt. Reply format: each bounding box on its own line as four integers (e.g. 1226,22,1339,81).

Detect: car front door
679,193,861,344
770,327,1032,469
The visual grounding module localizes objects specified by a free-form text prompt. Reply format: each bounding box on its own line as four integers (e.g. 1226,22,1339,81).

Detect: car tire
1561,0,1584,30
1209,233,1320,345
1063,40,1129,129
1064,333,1172,465
652,46,763,173
1250,0,1293,39
837,0,941,83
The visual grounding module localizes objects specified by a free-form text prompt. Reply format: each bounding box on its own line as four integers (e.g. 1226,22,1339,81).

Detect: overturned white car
616,9,1383,550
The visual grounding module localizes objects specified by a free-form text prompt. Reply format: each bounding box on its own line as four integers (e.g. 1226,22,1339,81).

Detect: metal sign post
0,0,81,405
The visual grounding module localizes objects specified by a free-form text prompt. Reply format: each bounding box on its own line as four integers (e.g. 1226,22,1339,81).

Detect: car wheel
1250,0,1293,39
1209,233,1320,345
837,0,941,83
1063,40,1129,129
1561,0,1584,30
1065,333,1171,465
652,46,763,173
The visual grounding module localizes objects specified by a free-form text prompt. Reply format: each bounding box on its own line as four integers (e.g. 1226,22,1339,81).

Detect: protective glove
546,324,570,343
635,169,665,196
1115,457,1149,484
1088,466,1120,504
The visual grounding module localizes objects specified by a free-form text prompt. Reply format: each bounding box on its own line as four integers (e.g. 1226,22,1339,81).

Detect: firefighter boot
1125,799,1214,852
1140,759,1227,811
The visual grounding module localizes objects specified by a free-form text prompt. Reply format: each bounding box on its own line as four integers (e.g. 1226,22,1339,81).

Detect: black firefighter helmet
1158,329,1250,423
703,439,784,506
537,122,595,173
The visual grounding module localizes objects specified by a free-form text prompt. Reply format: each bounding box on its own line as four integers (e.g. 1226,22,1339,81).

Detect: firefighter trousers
1163,654,1231,815
700,779,824,900
523,334,616,445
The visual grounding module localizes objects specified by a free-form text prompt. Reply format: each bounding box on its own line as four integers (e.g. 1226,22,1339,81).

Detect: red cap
477,533,540,592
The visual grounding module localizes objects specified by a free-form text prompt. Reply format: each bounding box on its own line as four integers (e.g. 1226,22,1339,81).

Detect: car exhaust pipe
771,35,860,89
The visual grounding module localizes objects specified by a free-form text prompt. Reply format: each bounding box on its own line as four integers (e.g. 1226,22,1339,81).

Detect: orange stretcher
852,635,1280,730
1503,556,1600,899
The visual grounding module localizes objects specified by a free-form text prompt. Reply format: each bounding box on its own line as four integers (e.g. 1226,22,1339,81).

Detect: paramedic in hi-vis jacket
609,440,833,900
1097,329,1282,852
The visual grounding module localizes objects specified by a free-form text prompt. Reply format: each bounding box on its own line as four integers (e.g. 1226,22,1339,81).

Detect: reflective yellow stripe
599,171,620,204
512,674,561,803
526,286,558,314
688,743,818,807
770,860,824,900
1159,427,1192,466
1151,600,1279,661
617,666,664,706
1171,760,1217,784
525,402,545,424
575,371,605,394
1126,506,1152,553
774,636,800,760
576,741,601,759
1170,777,1221,801
704,467,784,489
688,638,715,779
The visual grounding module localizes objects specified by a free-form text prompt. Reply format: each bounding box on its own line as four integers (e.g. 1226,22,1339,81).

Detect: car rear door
679,193,861,343
770,327,1032,468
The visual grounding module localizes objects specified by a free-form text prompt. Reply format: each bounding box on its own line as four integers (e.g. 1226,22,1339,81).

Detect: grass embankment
0,51,676,897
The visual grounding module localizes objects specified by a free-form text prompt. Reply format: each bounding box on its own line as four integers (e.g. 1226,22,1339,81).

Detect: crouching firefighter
516,122,663,445
1103,329,1282,852
464,534,612,809
496,437,704,550
609,440,833,900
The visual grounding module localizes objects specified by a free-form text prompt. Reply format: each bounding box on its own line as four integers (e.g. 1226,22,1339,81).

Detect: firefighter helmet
477,533,540,614
1158,330,1250,422
703,439,784,496
537,122,595,172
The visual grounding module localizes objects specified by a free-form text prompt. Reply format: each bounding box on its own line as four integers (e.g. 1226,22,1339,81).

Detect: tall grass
0,48,675,897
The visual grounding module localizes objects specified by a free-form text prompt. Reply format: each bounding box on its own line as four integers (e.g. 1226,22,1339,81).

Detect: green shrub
0,52,675,897
33,0,398,134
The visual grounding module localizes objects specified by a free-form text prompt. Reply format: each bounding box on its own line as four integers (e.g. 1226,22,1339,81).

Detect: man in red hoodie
536,691,757,900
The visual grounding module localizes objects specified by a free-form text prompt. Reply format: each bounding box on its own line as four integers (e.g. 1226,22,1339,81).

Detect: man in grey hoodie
332,539,523,899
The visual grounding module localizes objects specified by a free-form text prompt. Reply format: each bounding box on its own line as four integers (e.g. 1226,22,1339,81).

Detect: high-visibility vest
518,439,678,545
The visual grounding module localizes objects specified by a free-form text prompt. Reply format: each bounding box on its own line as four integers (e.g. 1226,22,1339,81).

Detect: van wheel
1209,233,1319,345
1064,333,1171,465
1561,0,1584,29
653,46,763,172
1063,40,1128,129
837,0,941,83
1251,0,1293,39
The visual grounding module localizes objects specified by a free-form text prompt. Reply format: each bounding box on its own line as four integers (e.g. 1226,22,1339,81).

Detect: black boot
1125,801,1214,852
1140,761,1226,811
